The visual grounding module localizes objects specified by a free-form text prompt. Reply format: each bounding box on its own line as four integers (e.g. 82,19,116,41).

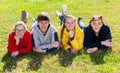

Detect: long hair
60,15,76,42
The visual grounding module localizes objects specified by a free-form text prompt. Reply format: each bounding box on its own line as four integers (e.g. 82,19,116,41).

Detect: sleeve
18,32,32,54
31,29,41,48
99,26,112,49
57,27,71,51
8,33,18,55
70,28,84,51
39,28,59,53
104,26,112,41
51,28,59,43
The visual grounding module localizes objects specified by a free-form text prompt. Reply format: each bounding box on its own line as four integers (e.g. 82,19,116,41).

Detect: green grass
0,0,120,73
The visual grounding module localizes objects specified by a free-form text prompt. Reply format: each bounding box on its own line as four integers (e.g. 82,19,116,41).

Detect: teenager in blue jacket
84,15,112,53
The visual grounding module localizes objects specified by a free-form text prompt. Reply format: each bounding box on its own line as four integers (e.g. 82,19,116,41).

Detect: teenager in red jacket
8,21,32,57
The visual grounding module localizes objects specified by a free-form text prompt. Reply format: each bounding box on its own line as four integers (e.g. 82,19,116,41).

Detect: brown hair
14,21,27,31
37,12,50,22
89,15,104,25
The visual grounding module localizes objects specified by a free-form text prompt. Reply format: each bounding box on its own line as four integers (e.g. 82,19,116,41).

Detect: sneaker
55,10,61,17
78,16,85,29
62,4,67,15
21,10,28,24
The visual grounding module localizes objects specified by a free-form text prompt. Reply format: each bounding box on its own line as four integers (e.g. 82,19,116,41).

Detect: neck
95,32,99,36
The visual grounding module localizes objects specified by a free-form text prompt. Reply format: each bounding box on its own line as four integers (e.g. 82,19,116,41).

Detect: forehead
65,17,75,22
91,19,102,23
38,20,49,23
16,25,24,29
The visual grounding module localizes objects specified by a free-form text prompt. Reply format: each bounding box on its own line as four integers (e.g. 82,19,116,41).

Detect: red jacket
8,30,32,55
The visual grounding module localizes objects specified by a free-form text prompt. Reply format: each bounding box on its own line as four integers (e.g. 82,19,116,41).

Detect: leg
21,10,28,24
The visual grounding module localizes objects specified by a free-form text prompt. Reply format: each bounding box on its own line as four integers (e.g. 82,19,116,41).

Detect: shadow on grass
57,49,83,67
1,53,28,72
26,50,59,71
1,49,83,72
89,49,112,65
1,52,46,72
26,52,46,71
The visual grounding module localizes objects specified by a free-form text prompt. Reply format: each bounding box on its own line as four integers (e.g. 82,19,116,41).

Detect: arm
40,32,59,53
57,28,72,51
70,29,84,51
18,32,32,54
8,33,18,55
31,29,41,48
84,29,101,49
100,26,112,49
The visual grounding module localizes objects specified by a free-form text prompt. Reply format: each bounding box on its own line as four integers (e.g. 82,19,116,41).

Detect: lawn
0,0,120,73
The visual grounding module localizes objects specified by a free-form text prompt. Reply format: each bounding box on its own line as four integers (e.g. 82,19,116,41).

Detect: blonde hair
14,21,27,31
61,15,76,40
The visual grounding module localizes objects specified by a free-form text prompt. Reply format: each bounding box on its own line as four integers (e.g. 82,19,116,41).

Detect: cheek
15,32,18,36
65,25,69,29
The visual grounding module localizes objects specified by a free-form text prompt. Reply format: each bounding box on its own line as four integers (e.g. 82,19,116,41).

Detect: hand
59,42,63,48
51,42,59,48
11,51,19,57
14,35,20,45
101,40,111,47
86,47,98,54
70,48,77,54
33,48,43,53
68,30,74,38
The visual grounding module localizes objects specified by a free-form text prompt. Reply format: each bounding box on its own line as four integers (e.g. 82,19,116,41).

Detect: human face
64,18,76,31
15,25,25,38
38,20,49,33
91,19,103,33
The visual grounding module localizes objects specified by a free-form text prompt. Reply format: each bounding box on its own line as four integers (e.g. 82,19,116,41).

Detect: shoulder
50,25,56,30
103,24,110,29
101,24,111,32
84,25,93,35
9,32,15,37
31,25,39,33
49,24,57,32
57,26,62,31
75,25,83,34
24,30,31,37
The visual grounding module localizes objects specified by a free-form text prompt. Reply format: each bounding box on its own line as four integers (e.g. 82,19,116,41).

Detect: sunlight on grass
0,0,120,73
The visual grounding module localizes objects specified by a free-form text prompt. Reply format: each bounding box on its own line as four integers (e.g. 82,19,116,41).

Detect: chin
95,30,99,33
18,36,23,38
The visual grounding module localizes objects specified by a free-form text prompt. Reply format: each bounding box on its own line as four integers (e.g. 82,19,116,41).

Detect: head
60,15,76,40
63,15,76,31
89,15,103,33
14,21,27,38
37,12,50,33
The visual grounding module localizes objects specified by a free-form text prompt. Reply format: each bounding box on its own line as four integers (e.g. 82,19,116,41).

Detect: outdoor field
0,0,120,73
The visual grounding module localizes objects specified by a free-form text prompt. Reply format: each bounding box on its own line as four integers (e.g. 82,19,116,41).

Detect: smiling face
90,15,103,33
15,25,25,38
38,20,49,33
64,17,76,31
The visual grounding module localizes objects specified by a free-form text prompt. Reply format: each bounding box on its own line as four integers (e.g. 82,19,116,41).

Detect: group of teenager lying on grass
8,11,112,57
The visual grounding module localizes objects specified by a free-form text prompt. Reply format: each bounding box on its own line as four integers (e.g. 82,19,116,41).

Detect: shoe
21,10,28,24
78,16,85,29
62,4,67,15
55,10,61,17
